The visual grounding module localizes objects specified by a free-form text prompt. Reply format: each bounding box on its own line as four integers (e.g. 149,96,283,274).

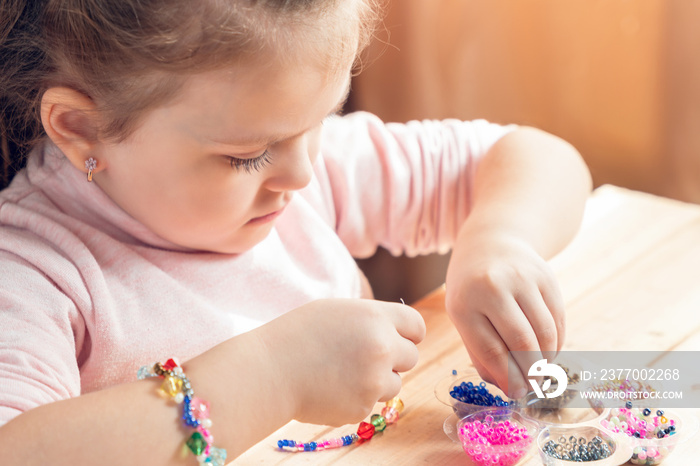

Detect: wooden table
236,185,700,465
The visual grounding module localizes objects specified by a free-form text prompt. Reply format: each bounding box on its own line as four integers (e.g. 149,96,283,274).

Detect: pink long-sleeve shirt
0,111,513,425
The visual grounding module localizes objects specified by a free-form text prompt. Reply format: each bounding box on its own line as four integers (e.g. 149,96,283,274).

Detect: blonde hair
0,0,379,189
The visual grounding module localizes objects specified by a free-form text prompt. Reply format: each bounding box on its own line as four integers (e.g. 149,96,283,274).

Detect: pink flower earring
85,157,97,182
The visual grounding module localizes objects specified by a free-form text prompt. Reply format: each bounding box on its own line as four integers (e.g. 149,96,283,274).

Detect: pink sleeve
317,111,516,258
0,251,84,426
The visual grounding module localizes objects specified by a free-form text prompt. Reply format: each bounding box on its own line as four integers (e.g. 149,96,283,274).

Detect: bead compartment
457,409,538,466
520,391,607,428
599,407,697,465
584,379,663,413
537,425,632,465
435,370,514,419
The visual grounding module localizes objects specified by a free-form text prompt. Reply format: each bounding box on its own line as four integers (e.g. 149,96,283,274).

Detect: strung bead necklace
277,397,404,452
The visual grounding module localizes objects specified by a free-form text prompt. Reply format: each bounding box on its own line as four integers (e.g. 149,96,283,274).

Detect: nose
263,134,315,192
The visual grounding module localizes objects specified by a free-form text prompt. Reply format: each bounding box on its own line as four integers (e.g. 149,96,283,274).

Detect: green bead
371,414,387,432
186,431,207,456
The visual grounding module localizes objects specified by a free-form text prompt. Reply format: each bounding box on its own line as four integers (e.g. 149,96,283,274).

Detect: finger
462,313,529,399
539,278,566,352
515,284,559,356
378,371,403,402
389,302,427,344
486,298,543,393
467,346,496,385
391,335,420,373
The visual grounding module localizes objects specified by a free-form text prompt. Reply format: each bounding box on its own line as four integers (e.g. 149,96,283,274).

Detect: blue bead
277,440,284,448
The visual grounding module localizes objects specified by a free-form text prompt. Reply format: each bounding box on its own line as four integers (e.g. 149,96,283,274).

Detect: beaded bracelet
137,358,227,466
277,397,405,452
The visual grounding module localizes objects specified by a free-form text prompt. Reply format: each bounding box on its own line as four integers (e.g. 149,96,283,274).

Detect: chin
207,227,274,254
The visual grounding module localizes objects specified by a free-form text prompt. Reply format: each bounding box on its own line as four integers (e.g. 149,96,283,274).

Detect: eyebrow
212,81,352,147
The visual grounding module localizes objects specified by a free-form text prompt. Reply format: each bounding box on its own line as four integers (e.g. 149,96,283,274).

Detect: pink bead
191,397,210,420
328,438,343,448
381,406,400,424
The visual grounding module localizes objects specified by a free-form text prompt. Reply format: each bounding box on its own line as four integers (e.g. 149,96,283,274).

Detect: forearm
458,127,592,259
0,329,294,465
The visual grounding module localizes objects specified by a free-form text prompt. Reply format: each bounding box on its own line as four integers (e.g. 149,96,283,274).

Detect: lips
248,204,286,224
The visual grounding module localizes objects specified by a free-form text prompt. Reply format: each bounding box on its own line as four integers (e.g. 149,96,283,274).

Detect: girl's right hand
261,298,426,426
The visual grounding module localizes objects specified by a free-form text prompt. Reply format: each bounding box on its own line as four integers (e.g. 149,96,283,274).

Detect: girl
0,0,591,464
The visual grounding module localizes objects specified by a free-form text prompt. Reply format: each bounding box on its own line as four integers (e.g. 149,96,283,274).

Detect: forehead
170,54,353,148
258,0,364,77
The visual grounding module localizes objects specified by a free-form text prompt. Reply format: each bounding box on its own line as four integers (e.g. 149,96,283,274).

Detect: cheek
307,126,323,162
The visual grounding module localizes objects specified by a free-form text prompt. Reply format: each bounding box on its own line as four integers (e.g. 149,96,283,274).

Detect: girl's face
94,55,352,253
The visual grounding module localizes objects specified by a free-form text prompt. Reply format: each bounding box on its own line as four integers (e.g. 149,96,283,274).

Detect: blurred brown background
352,0,700,303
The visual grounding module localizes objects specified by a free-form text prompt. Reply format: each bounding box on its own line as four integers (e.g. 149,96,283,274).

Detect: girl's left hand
444,228,565,399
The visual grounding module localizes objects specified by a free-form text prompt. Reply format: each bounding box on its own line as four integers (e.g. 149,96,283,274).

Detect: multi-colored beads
601,406,677,441
277,397,404,452
600,405,679,465
138,358,227,466
450,381,512,407
541,434,613,462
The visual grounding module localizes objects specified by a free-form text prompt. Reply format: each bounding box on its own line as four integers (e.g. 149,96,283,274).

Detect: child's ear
41,87,105,174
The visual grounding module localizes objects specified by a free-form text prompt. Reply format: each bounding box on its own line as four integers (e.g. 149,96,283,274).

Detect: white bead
202,418,213,428
174,392,185,403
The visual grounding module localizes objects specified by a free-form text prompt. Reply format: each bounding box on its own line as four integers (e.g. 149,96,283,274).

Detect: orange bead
159,375,183,398
386,397,404,414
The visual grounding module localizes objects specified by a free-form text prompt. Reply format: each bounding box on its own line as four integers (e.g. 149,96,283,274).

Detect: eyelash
227,150,272,173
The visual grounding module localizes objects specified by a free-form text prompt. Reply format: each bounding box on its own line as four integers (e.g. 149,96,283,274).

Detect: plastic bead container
537,425,632,465
584,379,663,414
437,370,700,465
520,390,607,428
435,370,514,419
600,408,698,465
457,409,537,466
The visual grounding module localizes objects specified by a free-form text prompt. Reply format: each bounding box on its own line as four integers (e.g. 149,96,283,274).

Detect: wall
352,0,700,302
